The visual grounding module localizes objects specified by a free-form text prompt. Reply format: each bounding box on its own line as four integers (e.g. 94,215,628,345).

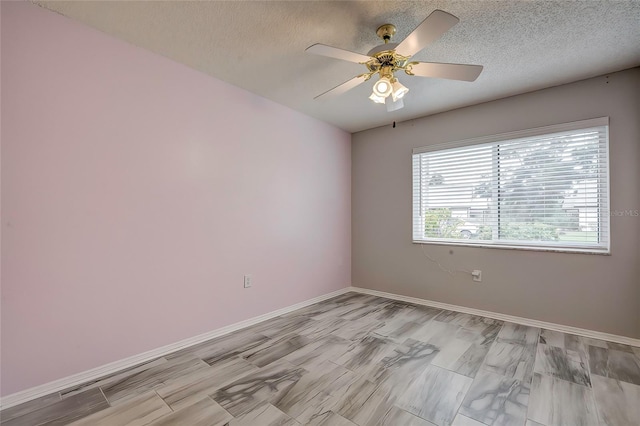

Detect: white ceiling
35,1,640,133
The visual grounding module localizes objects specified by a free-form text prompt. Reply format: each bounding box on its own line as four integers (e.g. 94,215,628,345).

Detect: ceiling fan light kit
372,75,393,97
391,78,409,102
386,97,404,112
369,93,386,104
305,10,483,111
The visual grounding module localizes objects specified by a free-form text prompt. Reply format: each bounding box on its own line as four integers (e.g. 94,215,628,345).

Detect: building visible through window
412,118,610,253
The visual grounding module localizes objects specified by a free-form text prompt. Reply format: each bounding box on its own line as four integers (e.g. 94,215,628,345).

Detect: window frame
411,117,611,254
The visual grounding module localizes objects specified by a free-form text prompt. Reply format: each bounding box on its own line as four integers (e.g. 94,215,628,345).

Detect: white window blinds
412,118,610,253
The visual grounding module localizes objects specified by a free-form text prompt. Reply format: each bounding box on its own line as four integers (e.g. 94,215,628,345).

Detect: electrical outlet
243,274,252,288
472,270,482,282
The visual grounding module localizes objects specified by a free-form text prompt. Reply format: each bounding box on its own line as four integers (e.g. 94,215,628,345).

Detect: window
412,118,610,253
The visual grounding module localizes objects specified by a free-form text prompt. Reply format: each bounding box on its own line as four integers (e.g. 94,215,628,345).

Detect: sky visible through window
414,125,608,250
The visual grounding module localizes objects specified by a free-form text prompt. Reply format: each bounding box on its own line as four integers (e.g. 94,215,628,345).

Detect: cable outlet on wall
243,274,252,288
472,270,482,282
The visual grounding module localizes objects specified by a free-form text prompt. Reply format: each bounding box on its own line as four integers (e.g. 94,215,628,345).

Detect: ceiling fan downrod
376,24,396,44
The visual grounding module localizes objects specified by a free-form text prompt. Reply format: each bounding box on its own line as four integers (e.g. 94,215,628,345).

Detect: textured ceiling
35,1,640,133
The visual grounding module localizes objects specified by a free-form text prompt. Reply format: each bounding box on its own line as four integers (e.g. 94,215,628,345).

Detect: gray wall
352,68,640,338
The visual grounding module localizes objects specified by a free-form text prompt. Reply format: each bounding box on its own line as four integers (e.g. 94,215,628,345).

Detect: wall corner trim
348,286,640,347
0,287,351,410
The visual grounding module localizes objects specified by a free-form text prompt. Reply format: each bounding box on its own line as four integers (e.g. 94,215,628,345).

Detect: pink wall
0,2,351,396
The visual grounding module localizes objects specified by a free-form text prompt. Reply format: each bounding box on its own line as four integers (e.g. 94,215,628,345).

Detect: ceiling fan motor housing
364,50,411,76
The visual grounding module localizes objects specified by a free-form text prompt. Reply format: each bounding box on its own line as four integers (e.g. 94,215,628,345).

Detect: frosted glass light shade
373,77,392,97
391,79,409,102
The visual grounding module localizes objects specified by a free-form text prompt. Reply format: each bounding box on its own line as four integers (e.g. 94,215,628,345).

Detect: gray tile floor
1,292,639,425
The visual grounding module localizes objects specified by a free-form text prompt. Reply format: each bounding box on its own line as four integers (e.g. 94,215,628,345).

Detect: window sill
412,239,611,255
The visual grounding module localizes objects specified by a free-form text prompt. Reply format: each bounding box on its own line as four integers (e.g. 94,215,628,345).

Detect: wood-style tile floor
2,292,640,426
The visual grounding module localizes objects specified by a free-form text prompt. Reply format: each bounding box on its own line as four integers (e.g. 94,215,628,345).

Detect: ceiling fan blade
396,10,459,57
410,62,483,81
314,75,367,100
305,43,371,64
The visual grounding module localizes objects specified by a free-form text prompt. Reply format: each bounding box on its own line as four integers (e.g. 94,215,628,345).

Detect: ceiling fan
305,10,483,111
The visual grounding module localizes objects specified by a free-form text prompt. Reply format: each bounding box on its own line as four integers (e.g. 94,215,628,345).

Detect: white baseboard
348,286,640,348
0,287,351,410
4,285,637,410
